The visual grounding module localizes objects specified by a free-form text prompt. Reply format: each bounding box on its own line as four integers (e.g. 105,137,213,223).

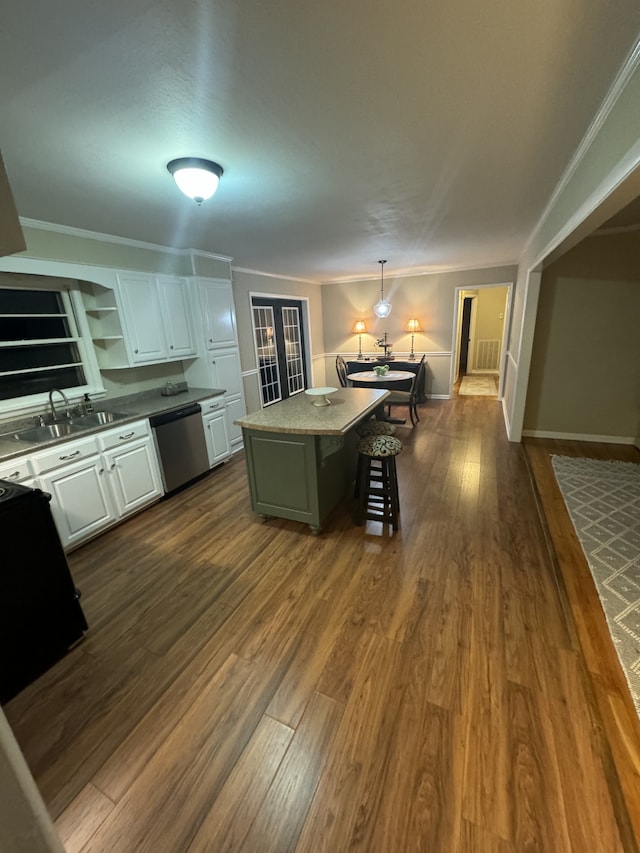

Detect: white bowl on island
305,387,338,407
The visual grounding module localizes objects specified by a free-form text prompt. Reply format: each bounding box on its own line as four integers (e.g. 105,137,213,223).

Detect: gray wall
321,265,516,397
504,56,640,440
524,231,640,440
230,269,324,414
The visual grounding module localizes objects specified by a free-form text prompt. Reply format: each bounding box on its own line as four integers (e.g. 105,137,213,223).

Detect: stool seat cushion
356,435,403,457
356,419,396,437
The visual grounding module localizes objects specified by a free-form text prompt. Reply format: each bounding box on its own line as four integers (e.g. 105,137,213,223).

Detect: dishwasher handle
149,402,202,428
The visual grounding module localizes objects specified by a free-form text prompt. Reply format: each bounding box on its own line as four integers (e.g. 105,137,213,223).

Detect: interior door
252,297,308,407
458,297,473,374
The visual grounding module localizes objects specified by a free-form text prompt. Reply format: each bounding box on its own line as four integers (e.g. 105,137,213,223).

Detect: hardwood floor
5,398,640,851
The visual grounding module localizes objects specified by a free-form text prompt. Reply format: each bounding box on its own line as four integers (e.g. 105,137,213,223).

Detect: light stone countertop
234,387,389,436
0,385,224,464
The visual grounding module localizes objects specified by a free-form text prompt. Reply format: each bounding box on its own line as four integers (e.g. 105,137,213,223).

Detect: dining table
346,369,415,387
346,369,415,423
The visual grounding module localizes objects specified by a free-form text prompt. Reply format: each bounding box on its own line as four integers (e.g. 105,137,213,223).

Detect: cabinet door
117,272,168,363
104,438,163,517
224,395,246,449
158,275,196,359
39,456,116,550
199,279,238,349
202,410,230,467
209,349,243,397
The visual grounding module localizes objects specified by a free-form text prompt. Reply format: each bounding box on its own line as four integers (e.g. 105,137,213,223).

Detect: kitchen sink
12,411,133,443
16,422,84,442
71,410,132,427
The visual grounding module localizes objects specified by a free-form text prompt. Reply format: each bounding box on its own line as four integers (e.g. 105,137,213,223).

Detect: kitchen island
235,387,389,533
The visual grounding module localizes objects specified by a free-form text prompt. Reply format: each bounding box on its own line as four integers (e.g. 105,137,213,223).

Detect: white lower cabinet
200,395,231,467
38,455,116,550
0,454,34,486
185,348,246,453
103,438,163,517
30,420,163,550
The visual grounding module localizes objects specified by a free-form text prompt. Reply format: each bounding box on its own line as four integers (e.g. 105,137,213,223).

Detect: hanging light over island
373,259,392,318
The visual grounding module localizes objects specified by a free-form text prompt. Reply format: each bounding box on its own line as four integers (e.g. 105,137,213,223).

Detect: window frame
0,272,104,421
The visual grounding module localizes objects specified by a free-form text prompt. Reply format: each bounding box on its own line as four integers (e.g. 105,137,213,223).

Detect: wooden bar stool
356,419,396,437
355,434,402,531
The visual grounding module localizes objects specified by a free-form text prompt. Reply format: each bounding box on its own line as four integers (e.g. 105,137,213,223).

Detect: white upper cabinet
83,271,196,368
157,275,196,358
117,272,168,364
197,278,238,349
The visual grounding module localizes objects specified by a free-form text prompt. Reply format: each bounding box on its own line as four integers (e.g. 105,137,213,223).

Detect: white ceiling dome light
167,157,224,205
373,259,392,318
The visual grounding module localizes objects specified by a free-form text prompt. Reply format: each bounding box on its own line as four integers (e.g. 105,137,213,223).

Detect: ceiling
2,1,640,283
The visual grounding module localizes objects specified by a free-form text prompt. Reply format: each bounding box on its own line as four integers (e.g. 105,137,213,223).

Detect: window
0,283,92,404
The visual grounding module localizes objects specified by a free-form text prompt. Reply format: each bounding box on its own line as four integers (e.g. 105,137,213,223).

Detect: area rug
551,455,640,714
458,374,498,396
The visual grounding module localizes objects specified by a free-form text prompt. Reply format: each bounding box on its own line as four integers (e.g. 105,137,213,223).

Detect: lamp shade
352,320,367,334
167,157,223,205
405,317,422,333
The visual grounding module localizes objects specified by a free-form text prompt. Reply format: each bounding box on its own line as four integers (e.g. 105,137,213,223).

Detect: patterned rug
458,374,498,396
551,455,640,714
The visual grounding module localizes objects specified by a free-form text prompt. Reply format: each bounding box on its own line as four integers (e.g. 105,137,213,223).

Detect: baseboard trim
522,429,637,445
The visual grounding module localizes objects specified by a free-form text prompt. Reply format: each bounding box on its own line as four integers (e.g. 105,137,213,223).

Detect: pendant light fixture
167,157,224,205
373,259,392,318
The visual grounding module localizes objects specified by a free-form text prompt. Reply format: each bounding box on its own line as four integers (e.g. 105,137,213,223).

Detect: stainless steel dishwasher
149,403,209,493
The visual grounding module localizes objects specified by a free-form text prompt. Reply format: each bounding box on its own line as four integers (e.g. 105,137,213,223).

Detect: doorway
451,284,512,397
458,296,474,376
251,296,309,407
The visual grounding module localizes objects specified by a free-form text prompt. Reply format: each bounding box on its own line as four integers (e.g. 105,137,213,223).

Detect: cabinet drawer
0,455,33,483
31,435,100,475
98,419,151,451
200,395,226,414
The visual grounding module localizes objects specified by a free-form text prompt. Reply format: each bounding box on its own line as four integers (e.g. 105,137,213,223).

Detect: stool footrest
355,445,401,532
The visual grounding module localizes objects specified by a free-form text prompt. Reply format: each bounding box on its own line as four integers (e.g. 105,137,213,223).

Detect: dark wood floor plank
240,692,343,853
294,631,400,851
524,438,640,849
186,713,295,853
4,400,639,851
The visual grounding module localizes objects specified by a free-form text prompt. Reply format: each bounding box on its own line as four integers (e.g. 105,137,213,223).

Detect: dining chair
336,355,348,387
385,354,426,425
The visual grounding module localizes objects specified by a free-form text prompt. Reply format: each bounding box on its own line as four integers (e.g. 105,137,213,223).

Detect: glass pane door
282,306,304,396
252,297,308,407
252,304,281,406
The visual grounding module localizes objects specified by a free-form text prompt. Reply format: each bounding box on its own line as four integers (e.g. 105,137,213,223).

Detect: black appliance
0,480,88,704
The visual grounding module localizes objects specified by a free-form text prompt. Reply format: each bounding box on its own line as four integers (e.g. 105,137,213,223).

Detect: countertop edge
234,389,389,435
0,387,225,464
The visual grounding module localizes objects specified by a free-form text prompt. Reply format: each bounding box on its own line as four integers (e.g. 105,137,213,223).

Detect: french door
252,297,308,407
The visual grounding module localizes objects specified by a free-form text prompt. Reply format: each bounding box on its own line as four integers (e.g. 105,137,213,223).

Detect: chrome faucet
49,388,71,421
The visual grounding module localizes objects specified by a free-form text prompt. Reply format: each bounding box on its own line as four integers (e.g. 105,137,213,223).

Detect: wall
504,52,640,440
471,286,508,368
524,231,640,440
1,224,235,406
321,266,516,397
230,269,325,414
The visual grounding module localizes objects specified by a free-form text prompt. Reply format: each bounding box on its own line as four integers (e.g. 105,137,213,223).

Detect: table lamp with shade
352,320,367,359
404,317,422,360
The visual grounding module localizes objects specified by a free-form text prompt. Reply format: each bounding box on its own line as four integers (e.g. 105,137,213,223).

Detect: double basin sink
14,411,132,444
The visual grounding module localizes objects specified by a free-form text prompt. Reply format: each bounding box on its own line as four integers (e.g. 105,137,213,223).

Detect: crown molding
231,265,318,285
19,217,233,263
524,35,640,258
324,259,518,285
